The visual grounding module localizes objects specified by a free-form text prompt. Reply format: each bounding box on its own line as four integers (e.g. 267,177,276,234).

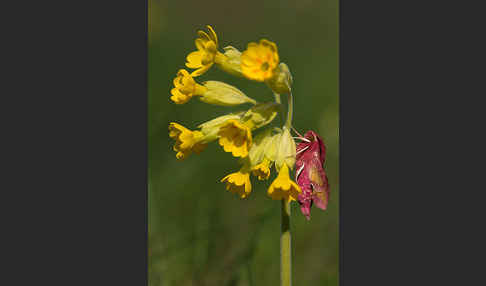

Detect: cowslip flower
221,162,252,199
247,128,278,180
170,69,256,106
218,119,253,158
221,128,279,198
241,39,280,82
267,127,302,202
170,69,207,104
217,102,279,158
267,163,301,203
295,130,330,220
197,113,243,138
168,123,207,160
252,158,271,180
185,25,244,78
185,25,223,77
169,114,242,160
169,102,278,160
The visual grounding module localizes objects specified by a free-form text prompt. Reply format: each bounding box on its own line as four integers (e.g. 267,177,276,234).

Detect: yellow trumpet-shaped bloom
170,70,255,106
221,167,252,199
252,158,271,180
170,69,207,104
218,119,253,158
198,113,243,140
241,39,280,82
186,25,222,77
168,122,207,160
267,163,301,203
198,81,256,106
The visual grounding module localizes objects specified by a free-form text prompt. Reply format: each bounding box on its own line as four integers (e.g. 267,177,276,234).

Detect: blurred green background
149,0,338,285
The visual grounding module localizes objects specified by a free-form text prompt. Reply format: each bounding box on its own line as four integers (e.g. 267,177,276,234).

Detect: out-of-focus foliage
149,0,338,285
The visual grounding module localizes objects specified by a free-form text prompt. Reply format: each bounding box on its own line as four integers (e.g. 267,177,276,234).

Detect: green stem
274,92,282,104
274,92,285,126
285,92,293,129
281,200,291,286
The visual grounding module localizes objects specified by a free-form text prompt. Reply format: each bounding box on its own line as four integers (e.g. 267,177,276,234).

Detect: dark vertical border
340,0,417,283
340,1,481,285
7,0,149,284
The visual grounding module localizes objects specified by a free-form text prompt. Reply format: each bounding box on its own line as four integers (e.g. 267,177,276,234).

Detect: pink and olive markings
294,129,330,220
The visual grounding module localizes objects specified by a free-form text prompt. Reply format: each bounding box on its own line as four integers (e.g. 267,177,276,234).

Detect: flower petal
206,25,218,46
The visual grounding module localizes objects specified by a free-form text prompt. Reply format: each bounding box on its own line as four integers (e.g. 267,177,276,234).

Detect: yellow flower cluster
168,25,300,203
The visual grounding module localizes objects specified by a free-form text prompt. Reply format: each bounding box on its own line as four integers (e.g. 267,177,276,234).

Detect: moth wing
309,159,329,211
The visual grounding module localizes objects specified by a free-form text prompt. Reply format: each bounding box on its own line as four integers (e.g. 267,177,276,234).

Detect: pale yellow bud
248,129,273,167
241,102,279,129
266,62,293,94
275,127,296,171
199,81,256,106
263,129,282,162
215,46,244,78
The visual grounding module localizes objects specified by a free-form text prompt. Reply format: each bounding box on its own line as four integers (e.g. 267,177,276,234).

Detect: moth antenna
296,163,305,179
293,137,311,142
296,145,309,155
291,126,305,138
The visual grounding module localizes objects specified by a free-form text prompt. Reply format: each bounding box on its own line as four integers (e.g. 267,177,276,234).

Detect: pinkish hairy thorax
295,130,329,220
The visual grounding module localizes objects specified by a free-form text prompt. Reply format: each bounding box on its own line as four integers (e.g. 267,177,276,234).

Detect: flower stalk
285,92,293,130
281,199,291,286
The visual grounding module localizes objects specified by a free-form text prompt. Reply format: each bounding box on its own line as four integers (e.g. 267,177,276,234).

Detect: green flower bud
266,62,293,94
248,129,274,167
275,127,296,171
263,129,282,163
241,102,279,129
215,46,244,78
199,81,256,106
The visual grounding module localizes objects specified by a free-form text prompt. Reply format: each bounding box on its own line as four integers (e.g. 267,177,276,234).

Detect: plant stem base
281,200,291,286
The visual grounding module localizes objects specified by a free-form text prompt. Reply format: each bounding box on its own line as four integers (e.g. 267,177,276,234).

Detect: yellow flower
170,69,207,104
247,129,275,180
241,39,280,82
218,119,253,158
198,113,243,139
221,167,252,199
186,25,222,77
170,70,255,106
168,122,207,160
252,158,271,180
267,163,301,203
